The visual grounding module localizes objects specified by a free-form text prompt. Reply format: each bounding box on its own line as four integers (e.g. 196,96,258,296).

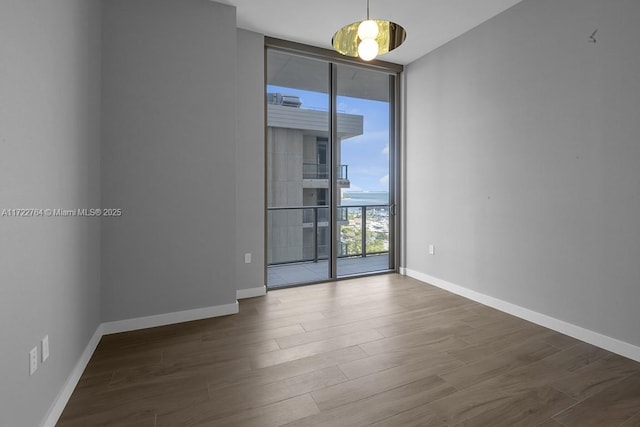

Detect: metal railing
268,205,328,264
267,204,389,266
302,207,329,224
337,205,389,258
338,165,349,181
302,164,349,180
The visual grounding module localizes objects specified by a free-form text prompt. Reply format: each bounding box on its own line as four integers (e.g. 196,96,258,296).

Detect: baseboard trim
398,267,407,275
405,269,640,363
41,301,239,427
236,286,267,300
102,302,239,335
40,325,104,427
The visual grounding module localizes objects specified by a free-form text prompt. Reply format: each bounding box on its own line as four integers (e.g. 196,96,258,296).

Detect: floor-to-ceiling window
266,40,402,289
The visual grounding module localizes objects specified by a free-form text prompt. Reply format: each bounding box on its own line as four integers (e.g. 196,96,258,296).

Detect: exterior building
266,93,363,264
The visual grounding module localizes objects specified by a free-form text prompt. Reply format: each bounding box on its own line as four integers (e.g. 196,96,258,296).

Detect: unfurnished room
1,0,640,426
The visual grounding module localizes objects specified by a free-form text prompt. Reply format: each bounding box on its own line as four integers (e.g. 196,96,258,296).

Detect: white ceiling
217,0,524,65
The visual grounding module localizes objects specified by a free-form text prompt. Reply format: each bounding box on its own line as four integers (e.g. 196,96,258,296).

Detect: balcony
267,204,390,287
302,164,350,189
267,255,389,288
302,164,349,180
267,103,364,140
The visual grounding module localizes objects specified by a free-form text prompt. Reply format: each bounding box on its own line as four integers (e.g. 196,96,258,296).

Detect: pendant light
332,0,406,61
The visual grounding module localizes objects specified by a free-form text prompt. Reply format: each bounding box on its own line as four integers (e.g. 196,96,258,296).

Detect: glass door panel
266,51,331,288
335,64,394,277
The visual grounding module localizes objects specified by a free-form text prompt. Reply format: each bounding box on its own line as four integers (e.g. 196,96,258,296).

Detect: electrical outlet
29,347,38,376
42,335,49,363
244,253,252,264
428,244,435,255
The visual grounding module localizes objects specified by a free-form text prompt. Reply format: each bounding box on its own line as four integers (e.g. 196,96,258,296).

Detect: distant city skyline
267,85,390,193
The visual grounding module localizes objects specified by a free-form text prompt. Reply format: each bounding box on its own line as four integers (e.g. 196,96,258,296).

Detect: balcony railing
302,207,329,224
338,165,348,181
337,205,389,258
303,164,349,180
267,204,389,266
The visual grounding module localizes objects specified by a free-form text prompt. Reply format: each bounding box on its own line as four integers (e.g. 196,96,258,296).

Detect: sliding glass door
266,51,331,286
335,64,395,277
266,45,399,288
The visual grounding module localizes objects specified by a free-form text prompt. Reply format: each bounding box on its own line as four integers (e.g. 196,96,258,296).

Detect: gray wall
0,1,102,426
406,0,640,346
235,29,266,292
101,0,238,321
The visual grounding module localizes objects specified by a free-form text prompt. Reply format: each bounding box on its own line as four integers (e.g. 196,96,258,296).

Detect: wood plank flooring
57,274,640,426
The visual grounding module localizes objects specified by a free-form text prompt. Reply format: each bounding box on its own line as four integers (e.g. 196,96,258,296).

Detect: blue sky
268,85,390,193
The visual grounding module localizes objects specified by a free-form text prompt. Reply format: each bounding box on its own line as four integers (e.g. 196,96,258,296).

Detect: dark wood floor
57,274,640,426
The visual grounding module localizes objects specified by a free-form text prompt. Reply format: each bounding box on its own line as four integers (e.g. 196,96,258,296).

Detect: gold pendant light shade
332,20,406,60
332,1,406,61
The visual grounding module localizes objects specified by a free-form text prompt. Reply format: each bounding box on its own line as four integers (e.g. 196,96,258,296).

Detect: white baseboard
101,302,239,335
40,325,104,427
398,267,407,275
41,301,239,427
237,286,266,300
405,269,640,363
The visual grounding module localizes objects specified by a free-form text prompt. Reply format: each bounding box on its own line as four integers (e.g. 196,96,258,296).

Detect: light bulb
357,19,379,40
358,38,379,61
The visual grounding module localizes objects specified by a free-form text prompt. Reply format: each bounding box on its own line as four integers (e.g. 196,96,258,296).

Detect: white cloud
381,144,389,156
379,174,389,186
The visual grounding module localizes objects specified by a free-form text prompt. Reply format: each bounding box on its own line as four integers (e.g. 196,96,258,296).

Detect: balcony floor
267,254,390,289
